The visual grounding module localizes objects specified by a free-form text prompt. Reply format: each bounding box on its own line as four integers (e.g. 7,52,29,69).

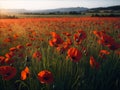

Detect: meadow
0,17,120,90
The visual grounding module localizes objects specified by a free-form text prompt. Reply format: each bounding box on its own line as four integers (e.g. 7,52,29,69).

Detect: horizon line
0,5,119,11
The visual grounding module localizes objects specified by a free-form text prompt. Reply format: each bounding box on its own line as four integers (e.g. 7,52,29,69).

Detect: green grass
0,17,120,90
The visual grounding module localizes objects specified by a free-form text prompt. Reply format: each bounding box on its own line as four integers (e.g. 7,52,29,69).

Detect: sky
0,0,120,10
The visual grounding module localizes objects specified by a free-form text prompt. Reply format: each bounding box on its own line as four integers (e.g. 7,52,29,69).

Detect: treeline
0,15,18,19
23,11,120,17
0,12,120,19
23,11,85,15
91,14,120,17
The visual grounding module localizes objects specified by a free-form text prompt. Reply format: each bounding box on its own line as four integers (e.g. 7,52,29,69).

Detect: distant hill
31,7,88,13
0,7,88,14
90,5,120,11
0,5,120,16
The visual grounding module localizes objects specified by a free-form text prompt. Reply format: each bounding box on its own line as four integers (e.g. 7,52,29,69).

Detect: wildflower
56,40,71,54
38,70,54,84
67,47,82,62
107,43,120,51
50,32,61,38
32,31,37,36
99,50,110,59
32,51,42,61
26,43,32,47
90,56,100,69
93,30,116,47
93,30,119,51
62,32,71,37
8,29,12,32
49,39,57,47
5,58,15,64
65,38,72,45
13,34,19,40
30,38,36,41
16,45,24,50
74,30,87,44
49,32,63,47
9,47,17,52
98,34,115,46
49,38,63,47
93,30,105,38
38,38,44,41
5,53,12,59
5,51,15,59
21,66,30,80
0,56,5,64
4,38,12,43
0,66,17,80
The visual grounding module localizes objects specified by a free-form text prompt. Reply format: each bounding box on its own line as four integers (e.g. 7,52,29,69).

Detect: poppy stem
3,80,7,90
46,84,50,90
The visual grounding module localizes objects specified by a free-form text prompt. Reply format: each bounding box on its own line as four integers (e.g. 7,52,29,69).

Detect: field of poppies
0,17,120,90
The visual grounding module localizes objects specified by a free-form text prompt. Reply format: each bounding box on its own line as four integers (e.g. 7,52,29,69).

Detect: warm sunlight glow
0,0,120,10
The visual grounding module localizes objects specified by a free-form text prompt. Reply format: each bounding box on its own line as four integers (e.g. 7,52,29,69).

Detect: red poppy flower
62,32,71,37
0,56,5,64
74,30,87,44
30,38,36,41
99,50,110,55
9,47,17,52
32,51,42,61
49,37,63,47
98,33,115,46
56,38,72,54
107,43,120,51
93,30,105,38
26,43,32,47
67,47,82,62
63,42,70,50
49,38,57,47
5,58,10,63
65,38,72,45
93,30,116,47
32,31,37,36
50,32,61,38
5,53,12,59
38,70,54,84
0,66,17,80
90,56,100,69
5,58,15,64
13,34,19,40
5,51,15,59
38,38,44,41
93,30,119,50
16,45,24,50
56,43,69,53
21,66,30,80
49,32,63,47
4,38,12,43
99,50,110,59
